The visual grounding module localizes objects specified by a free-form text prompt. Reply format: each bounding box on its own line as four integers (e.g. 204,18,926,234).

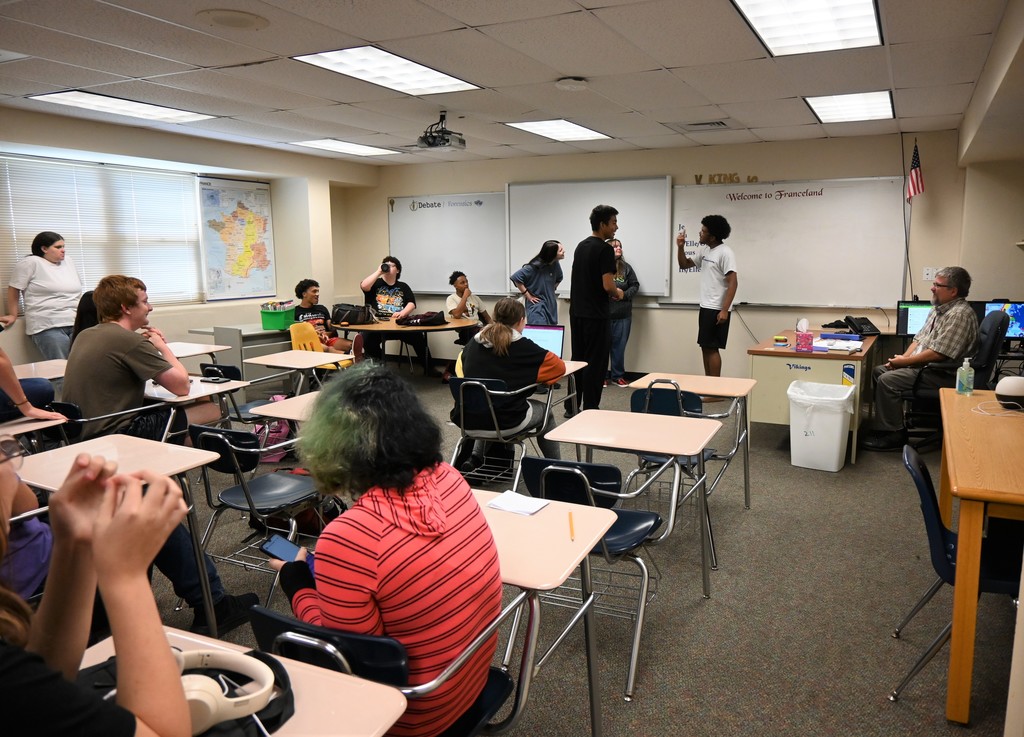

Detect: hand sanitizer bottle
956,357,974,395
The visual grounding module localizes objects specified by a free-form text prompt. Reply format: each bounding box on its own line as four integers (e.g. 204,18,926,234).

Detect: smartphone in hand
259,534,303,561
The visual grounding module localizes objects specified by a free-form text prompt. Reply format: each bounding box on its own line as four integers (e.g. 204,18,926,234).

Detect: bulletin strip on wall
670,177,906,308
387,192,507,294
507,176,672,297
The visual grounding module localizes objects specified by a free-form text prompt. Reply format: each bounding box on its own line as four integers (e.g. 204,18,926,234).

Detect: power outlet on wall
923,266,939,281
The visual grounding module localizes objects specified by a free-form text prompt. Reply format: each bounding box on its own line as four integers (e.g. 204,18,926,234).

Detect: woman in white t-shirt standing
1,231,82,360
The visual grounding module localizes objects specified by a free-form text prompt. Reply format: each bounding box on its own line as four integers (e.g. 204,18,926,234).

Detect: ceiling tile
260,0,462,41
683,128,760,145
83,80,268,117
895,84,975,118
479,11,661,77
675,59,800,104
592,0,767,68
587,70,710,112
751,124,827,142
881,0,1007,44
773,47,891,96
496,82,630,118
822,119,901,137
570,112,673,137
718,98,818,128
149,70,331,111
0,58,128,88
890,35,994,88
622,133,699,149
217,58,403,104
384,28,559,88
419,0,579,25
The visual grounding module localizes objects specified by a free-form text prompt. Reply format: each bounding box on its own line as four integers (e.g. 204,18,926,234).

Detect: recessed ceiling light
555,77,589,92
805,91,893,123
505,120,608,142
0,48,29,63
293,139,397,156
731,0,881,56
293,47,477,96
194,9,269,31
29,91,213,123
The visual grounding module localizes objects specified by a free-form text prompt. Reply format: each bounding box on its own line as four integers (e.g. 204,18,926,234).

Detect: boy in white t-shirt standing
675,215,738,377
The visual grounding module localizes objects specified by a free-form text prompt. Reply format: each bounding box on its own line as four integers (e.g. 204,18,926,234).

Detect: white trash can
787,381,855,472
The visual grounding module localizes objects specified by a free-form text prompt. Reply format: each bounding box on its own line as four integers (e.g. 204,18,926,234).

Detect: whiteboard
387,192,506,293
507,177,672,297
671,178,906,308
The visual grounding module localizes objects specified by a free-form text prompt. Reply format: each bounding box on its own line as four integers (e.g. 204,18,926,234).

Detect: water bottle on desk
956,357,974,395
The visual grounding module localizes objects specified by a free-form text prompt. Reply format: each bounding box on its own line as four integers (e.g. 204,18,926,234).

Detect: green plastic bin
260,307,295,330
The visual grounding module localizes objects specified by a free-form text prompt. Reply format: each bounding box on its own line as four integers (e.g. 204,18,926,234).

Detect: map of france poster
200,178,276,300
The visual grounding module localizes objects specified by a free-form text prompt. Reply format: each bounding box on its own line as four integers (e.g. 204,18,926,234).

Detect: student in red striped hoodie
273,363,502,737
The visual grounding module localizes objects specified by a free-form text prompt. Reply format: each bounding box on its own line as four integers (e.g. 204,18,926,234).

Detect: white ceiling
0,0,1020,166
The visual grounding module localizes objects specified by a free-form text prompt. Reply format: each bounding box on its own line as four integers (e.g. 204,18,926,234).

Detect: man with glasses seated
863,266,979,451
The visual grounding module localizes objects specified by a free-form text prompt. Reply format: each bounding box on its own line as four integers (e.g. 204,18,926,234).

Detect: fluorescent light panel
732,0,881,56
29,90,213,123
505,120,608,141
294,139,396,156
805,91,892,123
293,46,477,96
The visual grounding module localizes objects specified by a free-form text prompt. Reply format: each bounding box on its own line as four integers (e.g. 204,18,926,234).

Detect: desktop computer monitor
984,302,1024,339
896,300,932,337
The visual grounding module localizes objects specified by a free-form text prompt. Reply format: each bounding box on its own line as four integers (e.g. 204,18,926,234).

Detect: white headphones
172,649,276,735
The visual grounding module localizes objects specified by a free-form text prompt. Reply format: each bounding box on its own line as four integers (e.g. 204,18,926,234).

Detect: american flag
906,143,924,202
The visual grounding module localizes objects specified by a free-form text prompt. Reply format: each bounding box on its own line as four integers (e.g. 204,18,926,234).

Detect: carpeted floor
152,368,1017,736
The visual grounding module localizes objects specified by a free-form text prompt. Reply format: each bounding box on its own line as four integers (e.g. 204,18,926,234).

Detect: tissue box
795,331,813,352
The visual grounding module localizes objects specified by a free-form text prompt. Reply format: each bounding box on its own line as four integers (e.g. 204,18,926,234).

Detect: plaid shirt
913,298,978,361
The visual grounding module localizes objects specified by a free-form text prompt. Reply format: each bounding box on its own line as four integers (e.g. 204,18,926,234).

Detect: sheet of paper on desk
487,490,549,515
812,339,864,354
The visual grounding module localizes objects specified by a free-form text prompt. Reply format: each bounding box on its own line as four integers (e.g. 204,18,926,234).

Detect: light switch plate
923,266,939,281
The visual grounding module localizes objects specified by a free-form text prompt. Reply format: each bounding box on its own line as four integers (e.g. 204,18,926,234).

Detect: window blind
0,154,203,305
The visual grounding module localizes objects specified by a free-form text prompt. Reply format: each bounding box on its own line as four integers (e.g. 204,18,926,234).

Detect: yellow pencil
568,511,575,542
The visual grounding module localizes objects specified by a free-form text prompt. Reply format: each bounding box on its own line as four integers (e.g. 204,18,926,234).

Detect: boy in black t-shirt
294,278,352,353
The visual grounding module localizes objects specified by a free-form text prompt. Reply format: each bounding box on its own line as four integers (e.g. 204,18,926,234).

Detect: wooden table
630,373,756,509
747,330,878,463
244,350,353,394
13,358,67,380
19,435,222,635
250,391,320,423
546,409,722,597
474,489,615,737
164,341,232,362
81,627,407,737
937,388,1024,724
337,317,478,333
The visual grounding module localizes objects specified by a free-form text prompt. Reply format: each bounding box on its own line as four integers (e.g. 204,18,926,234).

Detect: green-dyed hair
298,363,442,496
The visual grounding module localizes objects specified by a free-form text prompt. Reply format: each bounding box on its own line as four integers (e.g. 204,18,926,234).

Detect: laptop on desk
521,324,565,358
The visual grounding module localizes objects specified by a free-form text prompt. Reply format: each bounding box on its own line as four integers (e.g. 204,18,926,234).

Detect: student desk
545,410,722,597
189,324,293,381
13,358,67,380
244,350,353,394
81,627,407,737
19,435,222,636
474,489,616,737
936,388,1024,724
629,373,756,509
164,341,231,362
250,391,320,423
747,330,878,463
337,316,478,334
145,377,251,441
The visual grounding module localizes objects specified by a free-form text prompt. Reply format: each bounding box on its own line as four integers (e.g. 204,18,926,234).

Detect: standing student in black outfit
569,205,623,413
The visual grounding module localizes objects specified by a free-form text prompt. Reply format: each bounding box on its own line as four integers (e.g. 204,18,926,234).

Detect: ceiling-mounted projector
416,110,465,150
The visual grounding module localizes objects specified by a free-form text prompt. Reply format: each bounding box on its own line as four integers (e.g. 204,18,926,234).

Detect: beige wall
5,119,1019,378
333,129,981,377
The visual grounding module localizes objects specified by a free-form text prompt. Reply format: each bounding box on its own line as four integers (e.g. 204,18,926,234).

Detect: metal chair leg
889,621,952,702
892,576,944,638
623,554,651,701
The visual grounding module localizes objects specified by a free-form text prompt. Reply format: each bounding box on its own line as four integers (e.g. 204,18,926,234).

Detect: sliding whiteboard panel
508,177,672,296
387,192,506,293
671,178,906,307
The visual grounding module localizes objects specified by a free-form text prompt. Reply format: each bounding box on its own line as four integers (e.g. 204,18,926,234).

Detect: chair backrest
351,332,365,363
449,377,509,432
45,401,83,442
520,456,621,509
188,424,264,474
199,362,243,381
248,605,409,687
973,310,1010,389
902,445,957,585
629,386,702,417
289,321,325,353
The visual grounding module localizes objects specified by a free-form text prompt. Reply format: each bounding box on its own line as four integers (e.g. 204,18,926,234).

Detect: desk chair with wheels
248,600,519,737
888,445,1023,702
623,383,722,556
448,377,554,489
188,425,319,605
519,455,662,700
901,310,1009,450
